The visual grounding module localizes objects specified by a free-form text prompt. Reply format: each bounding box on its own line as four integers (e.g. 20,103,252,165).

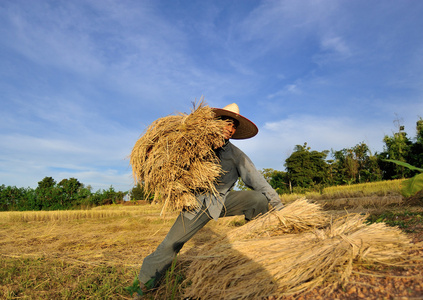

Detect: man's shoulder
226,141,246,156
226,141,239,151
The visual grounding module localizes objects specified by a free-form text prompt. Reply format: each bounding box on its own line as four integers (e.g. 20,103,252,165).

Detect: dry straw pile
130,101,227,215
183,199,416,300
224,198,330,242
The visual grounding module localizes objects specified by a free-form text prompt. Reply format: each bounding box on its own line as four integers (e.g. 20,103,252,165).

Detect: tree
258,168,289,194
268,170,289,194
409,118,423,169
56,178,83,208
416,118,423,145
235,178,248,191
0,185,21,210
362,155,383,183
35,176,58,209
235,169,288,194
378,124,413,179
130,183,152,202
284,143,329,191
331,142,381,185
58,178,83,207
101,186,126,204
35,177,86,209
331,149,357,185
37,177,56,189
58,178,82,196
1,177,129,210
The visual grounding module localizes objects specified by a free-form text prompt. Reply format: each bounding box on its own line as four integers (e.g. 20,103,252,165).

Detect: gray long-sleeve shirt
185,141,282,220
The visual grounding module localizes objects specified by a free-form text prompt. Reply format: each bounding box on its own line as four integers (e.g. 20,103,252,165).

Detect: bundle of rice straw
129,101,228,215
224,198,330,242
183,212,415,300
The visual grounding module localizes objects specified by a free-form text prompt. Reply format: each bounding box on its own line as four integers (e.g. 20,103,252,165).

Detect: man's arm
236,150,283,210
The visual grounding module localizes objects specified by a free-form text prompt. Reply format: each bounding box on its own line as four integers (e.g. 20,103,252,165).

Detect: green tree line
0,177,127,211
260,118,423,195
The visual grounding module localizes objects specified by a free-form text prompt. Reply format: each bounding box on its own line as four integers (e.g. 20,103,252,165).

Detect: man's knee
244,191,268,220
250,191,268,208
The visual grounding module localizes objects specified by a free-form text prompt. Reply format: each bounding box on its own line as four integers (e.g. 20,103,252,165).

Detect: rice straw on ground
183,212,416,299
225,198,330,242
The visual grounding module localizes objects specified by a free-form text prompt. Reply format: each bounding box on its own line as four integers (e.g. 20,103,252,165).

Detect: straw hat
212,103,258,139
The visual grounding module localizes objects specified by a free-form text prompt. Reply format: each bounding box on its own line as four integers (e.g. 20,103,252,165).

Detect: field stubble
0,204,242,299
0,191,422,299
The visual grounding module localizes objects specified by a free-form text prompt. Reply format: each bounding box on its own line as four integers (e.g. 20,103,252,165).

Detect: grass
1,256,132,299
0,203,242,299
279,179,405,210
0,205,173,299
279,179,404,204
367,210,423,233
0,180,421,299
321,179,404,198
0,204,163,223
279,192,321,203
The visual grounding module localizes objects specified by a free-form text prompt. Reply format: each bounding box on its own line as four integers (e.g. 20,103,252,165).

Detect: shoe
125,277,156,299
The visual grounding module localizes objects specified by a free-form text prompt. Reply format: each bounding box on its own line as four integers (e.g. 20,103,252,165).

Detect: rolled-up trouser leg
138,208,212,285
220,190,269,221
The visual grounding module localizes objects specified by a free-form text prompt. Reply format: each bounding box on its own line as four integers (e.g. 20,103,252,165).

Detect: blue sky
1,0,422,191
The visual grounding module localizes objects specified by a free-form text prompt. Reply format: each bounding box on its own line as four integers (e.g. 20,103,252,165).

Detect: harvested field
0,196,422,299
315,194,404,210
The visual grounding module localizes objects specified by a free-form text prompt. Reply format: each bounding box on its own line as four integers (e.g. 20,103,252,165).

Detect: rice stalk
0,210,131,223
129,100,228,215
183,213,415,300
224,198,330,242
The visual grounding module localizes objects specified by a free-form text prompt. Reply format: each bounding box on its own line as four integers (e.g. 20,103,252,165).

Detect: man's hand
273,203,284,211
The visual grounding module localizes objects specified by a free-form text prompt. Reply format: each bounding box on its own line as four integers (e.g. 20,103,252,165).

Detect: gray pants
138,190,269,285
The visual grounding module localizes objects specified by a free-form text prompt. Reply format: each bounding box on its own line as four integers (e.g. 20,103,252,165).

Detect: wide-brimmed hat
212,103,258,139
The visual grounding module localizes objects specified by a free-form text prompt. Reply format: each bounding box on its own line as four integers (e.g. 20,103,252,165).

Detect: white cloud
312,35,353,66
232,114,387,172
268,83,302,99
236,0,340,48
0,117,141,190
0,157,133,191
321,36,351,56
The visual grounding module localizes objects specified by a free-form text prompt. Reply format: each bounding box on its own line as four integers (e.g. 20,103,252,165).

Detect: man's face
223,119,237,140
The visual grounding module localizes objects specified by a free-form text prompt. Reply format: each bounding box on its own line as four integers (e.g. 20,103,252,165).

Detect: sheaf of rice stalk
129,101,227,215
183,213,415,300
224,198,330,242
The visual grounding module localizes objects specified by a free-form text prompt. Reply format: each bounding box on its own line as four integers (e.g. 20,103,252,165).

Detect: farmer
135,103,283,297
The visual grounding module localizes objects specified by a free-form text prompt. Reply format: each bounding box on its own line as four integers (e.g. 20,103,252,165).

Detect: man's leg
138,191,267,286
220,190,269,220
138,208,212,286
